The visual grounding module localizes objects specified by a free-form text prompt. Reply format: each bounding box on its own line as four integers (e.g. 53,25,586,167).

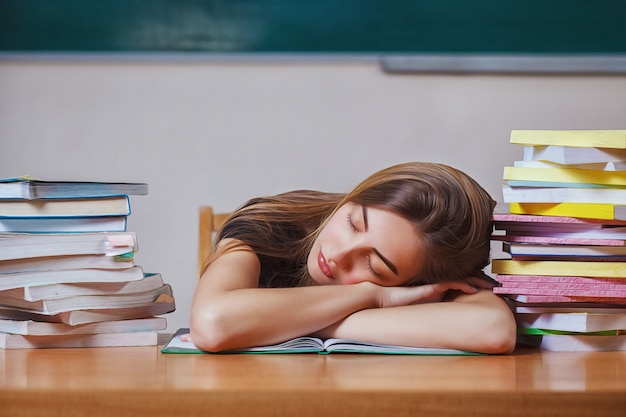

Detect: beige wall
1,59,625,331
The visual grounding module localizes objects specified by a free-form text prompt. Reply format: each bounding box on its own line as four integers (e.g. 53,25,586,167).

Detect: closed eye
347,214,359,232
366,255,382,278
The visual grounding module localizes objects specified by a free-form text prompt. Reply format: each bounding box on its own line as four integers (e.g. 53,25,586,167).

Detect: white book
0,266,145,292
505,242,626,258
0,297,176,325
0,216,127,233
0,178,148,200
0,232,137,261
0,330,158,349
518,334,626,352
0,284,173,315
0,253,135,274
514,160,626,171
523,145,626,165
0,317,166,336
502,185,626,205
0,272,164,301
517,312,626,333
0,195,130,217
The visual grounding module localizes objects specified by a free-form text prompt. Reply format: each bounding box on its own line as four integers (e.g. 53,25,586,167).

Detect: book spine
491,259,626,278
504,166,626,187
508,202,623,220
510,130,626,149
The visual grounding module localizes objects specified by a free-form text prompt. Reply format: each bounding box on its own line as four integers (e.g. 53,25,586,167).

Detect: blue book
0,216,127,233
0,177,148,200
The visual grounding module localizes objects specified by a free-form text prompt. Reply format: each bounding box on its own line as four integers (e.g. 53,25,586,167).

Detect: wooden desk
1,344,625,417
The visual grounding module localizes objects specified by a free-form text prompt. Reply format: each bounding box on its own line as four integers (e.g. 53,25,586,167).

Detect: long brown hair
202,162,495,286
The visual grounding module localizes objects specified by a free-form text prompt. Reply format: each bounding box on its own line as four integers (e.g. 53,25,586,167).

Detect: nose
328,242,363,273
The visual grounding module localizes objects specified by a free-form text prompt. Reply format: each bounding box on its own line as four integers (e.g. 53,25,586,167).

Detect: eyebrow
362,205,399,276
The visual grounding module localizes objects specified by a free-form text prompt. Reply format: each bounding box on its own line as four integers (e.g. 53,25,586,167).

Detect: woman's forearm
313,290,517,354
191,281,378,352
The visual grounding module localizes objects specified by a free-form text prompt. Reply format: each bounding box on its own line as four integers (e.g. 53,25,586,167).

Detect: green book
518,327,625,336
161,328,482,356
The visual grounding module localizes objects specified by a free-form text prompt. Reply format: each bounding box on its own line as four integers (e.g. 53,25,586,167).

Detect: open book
161,328,481,355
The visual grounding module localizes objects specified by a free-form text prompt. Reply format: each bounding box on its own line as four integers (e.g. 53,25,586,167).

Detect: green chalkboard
1,0,625,54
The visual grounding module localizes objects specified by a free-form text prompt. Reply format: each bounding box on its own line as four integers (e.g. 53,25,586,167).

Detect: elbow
478,308,517,354
189,308,236,353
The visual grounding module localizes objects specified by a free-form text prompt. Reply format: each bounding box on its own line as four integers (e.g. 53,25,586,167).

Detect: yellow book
503,166,626,187
491,259,626,278
510,130,626,149
509,202,626,220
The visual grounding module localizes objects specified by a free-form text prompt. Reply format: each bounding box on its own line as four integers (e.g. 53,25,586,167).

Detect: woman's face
307,202,425,286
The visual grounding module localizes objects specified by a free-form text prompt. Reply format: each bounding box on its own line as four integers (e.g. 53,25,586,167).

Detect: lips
318,251,334,279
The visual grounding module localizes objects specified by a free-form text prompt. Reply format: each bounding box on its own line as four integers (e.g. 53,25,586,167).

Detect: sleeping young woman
189,162,516,354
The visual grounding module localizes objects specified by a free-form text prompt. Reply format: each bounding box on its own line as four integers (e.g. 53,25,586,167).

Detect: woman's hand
373,280,479,308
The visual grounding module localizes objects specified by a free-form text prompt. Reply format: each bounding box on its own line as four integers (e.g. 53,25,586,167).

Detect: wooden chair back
198,206,231,276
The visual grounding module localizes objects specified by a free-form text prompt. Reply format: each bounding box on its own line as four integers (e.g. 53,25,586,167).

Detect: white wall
1,58,625,331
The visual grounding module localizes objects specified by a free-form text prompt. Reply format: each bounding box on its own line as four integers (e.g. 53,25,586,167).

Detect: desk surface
1,344,626,417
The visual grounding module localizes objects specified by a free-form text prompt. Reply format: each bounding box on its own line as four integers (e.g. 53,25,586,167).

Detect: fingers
465,275,498,290
377,279,488,308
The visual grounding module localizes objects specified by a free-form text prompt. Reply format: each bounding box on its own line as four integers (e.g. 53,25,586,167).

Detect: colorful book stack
0,177,175,349
492,130,626,351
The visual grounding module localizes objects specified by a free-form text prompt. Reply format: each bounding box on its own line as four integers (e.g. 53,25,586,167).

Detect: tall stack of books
491,130,626,351
0,177,175,349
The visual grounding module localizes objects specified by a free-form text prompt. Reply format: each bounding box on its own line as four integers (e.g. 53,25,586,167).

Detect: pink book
504,294,626,304
494,287,626,297
491,234,626,246
493,213,626,226
496,275,626,285
498,281,626,291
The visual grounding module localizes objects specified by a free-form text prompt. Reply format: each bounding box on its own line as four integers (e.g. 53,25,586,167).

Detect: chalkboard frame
1,0,625,73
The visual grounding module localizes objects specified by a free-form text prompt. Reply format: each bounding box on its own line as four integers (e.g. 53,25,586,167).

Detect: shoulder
200,239,261,289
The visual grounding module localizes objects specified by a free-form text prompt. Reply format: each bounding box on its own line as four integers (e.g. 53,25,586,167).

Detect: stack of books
491,130,626,351
0,177,175,349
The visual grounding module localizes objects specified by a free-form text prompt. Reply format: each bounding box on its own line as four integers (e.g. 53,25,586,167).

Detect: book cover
0,232,137,261
516,312,626,333
0,266,145,292
494,286,626,298
503,166,626,187
499,227,626,240
491,259,626,278
510,130,626,149
504,294,626,304
522,145,626,165
517,333,626,352
161,328,481,356
0,216,127,233
0,330,158,349
509,202,626,220
492,234,626,246
504,181,615,189
0,316,166,336
503,242,626,258
0,296,176,325
0,178,148,200
0,272,164,301
515,160,626,171
497,275,626,285
513,304,626,314
494,212,626,226
0,253,135,274
0,284,173,315
502,185,626,204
